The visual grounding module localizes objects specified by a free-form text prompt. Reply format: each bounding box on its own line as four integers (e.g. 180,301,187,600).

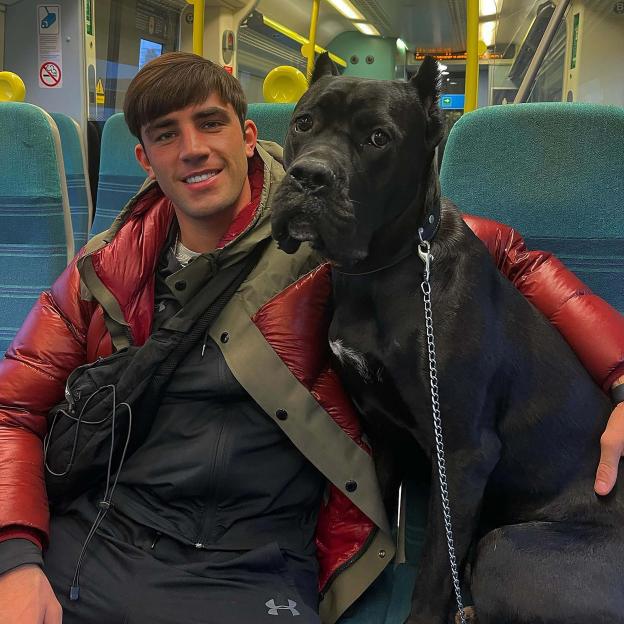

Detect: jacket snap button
345,480,357,492
378,549,386,558
276,409,288,421
220,332,229,343
174,280,187,291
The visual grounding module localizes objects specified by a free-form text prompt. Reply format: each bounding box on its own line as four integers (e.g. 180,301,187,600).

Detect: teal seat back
91,113,147,236
0,102,73,353
247,103,296,146
440,102,624,312
50,112,93,253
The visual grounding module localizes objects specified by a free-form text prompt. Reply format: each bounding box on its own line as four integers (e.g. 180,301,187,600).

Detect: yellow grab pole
186,0,204,57
464,0,479,112
306,0,321,81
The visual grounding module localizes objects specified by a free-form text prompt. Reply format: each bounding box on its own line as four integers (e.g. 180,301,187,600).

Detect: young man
0,52,622,624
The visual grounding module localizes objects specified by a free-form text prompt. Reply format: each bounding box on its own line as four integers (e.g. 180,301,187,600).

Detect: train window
92,0,181,122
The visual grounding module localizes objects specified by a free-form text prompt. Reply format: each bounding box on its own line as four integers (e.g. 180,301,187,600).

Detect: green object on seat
248,103,296,146
440,102,624,313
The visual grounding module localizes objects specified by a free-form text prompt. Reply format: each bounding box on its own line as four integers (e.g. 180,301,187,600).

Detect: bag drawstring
48,386,133,601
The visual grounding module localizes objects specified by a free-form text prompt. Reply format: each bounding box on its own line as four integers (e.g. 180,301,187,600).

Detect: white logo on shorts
266,598,300,616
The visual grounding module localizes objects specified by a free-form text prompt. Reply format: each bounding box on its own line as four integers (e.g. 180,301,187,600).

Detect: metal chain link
418,238,467,624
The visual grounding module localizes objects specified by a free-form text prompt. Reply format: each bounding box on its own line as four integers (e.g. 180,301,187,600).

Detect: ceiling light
325,0,365,21
480,20,496,46
396,38,408,50
479,0,498,17
353,22,380,36
442,71,449,75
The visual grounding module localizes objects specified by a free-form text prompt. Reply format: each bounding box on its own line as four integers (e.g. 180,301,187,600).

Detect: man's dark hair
124,52,248,140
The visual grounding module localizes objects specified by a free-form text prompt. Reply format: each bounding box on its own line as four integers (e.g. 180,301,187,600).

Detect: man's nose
179,128,209,160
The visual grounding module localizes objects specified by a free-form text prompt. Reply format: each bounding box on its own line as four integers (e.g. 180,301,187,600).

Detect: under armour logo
265,599,300,616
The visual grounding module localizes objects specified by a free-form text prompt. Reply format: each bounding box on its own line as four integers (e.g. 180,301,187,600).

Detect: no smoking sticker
40,61,62,87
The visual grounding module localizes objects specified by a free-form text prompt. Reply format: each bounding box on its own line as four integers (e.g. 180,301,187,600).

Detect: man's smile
181,168,223,189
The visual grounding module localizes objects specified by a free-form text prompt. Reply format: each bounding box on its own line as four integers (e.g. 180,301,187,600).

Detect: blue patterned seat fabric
0,102,73,353
441,102,624,313
90,113,148,237
50,112,93,253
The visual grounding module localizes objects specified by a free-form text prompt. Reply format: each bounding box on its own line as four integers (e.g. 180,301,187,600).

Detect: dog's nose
289,161,335,192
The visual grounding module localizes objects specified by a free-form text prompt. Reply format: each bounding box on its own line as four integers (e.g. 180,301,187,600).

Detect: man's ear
410,56,444,147
243,119,258,158
135,143,155,179
310,52,340,85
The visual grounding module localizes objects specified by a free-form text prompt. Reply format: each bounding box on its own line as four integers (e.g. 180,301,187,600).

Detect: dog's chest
328,309,409,386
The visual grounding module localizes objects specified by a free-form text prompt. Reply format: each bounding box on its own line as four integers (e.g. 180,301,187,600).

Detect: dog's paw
455,606,478,624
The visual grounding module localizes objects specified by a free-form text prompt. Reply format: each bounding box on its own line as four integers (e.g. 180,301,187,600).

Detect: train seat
440,102,624,313
90,113,147,237
50,112,93,253
0,102,74,353
247,103,296,146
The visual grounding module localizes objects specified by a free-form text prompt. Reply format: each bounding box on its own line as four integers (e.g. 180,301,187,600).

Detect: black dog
271,54,624,624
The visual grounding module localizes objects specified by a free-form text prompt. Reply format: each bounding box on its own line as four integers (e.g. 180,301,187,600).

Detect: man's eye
202,121,222,130
369,129,389,148
294,115,313,132
156,131,175,142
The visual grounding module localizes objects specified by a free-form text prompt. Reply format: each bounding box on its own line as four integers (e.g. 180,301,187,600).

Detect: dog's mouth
275,214,322,255
271,188,367,266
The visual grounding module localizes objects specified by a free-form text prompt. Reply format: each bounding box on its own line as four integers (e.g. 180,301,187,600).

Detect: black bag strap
138,238,269,418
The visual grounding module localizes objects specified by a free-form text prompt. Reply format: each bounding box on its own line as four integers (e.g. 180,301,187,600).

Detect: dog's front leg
407,430,501,624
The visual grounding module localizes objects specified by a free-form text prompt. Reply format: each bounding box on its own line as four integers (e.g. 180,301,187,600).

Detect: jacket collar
77,141,285,345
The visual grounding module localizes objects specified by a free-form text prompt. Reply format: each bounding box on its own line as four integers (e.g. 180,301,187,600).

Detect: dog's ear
310,52,340,84
410,56,444,147
410,55,441,114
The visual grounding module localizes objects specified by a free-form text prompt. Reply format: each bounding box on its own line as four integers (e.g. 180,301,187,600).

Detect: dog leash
417,227,467,624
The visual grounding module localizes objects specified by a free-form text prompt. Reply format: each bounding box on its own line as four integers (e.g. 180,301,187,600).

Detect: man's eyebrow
192,106,230,121
145,107,231,135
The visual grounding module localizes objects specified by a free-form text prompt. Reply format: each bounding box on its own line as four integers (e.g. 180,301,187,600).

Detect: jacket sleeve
464,214,624,392
0,257,95,549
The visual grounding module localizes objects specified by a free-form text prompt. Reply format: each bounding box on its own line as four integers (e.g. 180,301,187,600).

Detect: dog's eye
294,115,313,132
369,129,389,147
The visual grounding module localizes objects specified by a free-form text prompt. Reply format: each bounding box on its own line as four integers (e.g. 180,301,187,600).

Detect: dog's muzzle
271,158,362,263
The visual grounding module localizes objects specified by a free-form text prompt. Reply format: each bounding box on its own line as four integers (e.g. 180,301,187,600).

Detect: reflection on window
138,38,164,70
91,0,180,122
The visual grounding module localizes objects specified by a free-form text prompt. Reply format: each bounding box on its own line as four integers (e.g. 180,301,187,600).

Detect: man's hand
0,564,62,623
595,399,624,496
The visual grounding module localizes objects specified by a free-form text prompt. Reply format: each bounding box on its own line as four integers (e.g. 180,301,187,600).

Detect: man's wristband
612,383,624,405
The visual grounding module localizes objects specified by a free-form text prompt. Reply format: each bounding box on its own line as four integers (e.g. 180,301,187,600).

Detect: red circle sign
40,61,61,86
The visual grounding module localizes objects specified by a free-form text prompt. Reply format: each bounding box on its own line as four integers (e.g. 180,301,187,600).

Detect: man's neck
175,180,252,253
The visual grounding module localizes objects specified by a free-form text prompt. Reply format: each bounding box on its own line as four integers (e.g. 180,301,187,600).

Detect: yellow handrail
464,0,479,112
186,0,204,57
262,15,347,67
306,0,321,81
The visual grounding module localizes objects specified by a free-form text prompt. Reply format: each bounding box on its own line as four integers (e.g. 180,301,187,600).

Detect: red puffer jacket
0,195,623,587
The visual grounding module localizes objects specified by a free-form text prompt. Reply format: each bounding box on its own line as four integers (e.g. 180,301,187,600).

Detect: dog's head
271,54,444,267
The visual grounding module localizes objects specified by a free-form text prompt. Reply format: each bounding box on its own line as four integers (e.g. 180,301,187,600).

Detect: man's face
135,94,257,225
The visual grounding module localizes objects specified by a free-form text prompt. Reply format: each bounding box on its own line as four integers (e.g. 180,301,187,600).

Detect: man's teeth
185,172,217,184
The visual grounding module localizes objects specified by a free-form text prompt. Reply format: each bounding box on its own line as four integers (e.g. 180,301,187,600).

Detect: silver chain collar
417,232,467,624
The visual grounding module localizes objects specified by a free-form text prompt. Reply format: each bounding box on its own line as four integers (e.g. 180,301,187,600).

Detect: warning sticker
96,78,105,105
38,5,63,88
